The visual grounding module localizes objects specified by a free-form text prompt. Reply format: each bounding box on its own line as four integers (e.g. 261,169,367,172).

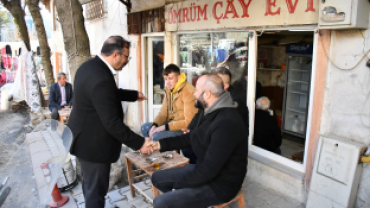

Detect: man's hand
148,126,156,138
65,106,71,108
149,141,161,151
181,128,190,134
137,92,147,101
151,125,165,136
139,137,154,154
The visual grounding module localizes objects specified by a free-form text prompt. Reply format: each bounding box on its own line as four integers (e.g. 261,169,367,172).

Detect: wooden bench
213,190,245,208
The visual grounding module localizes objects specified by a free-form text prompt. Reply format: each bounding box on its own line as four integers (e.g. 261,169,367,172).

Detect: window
178,32,249,88
83,0,108,20
177,30,316,176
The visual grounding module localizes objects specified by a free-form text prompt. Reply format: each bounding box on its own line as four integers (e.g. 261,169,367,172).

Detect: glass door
148,37,165,121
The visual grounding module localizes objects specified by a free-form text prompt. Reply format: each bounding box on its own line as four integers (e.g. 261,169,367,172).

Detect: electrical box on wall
307,136,364,208
319,0,370,29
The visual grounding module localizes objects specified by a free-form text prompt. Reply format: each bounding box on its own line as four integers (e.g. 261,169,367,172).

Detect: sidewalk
68,178,305,208
26,130,306,208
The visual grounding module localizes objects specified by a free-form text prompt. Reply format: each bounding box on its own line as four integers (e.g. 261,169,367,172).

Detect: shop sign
165,0,319,31
286,43,313,54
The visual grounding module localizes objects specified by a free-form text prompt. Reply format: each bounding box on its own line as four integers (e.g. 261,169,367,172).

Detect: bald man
149,74,249,208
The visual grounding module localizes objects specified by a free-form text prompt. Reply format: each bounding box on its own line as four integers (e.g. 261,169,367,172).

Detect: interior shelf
288,90,308,95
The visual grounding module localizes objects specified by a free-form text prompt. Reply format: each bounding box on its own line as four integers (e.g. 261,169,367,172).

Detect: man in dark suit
49,72,73,120
67,36,152,208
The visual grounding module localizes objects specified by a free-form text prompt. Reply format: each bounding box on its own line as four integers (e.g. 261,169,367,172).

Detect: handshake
138,138,160,154
138,128,190,154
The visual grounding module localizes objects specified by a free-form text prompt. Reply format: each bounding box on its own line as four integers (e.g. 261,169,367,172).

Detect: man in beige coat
141,64,198,142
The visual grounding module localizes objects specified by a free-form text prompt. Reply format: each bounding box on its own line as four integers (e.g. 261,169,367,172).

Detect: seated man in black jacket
149,74,248,208
254,96,282,154
182,68,250,164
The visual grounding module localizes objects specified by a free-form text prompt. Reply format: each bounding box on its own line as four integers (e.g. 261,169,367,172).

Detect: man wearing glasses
68,36,152,208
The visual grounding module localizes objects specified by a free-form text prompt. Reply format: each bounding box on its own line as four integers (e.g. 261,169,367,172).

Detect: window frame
83,0,108,21
174,26,318,178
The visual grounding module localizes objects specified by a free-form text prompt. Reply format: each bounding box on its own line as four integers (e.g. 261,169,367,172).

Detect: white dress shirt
97,55,119,86
58,82,67,106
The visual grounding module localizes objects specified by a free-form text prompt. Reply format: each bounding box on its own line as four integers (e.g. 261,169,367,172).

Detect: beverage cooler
282,54,312,139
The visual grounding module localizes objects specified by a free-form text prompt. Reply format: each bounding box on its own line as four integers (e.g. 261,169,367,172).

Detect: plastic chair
32,119,73,207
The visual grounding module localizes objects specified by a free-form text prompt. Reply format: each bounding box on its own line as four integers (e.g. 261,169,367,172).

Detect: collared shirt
97,54,118,86
58,82,67,106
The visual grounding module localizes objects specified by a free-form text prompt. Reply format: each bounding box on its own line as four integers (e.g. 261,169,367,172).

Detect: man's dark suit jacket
49,82,73,111
68,56,145,164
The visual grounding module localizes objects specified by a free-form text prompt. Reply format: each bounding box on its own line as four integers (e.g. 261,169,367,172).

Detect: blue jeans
141,122,184,141
152,165,223,208
141,122,198,164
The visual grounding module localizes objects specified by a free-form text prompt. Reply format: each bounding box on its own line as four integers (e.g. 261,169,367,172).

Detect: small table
58,108,71,124
125,151,189,201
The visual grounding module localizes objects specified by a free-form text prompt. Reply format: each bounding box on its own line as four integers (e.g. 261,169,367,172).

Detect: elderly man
49,72,73,120
149,74,248,208
141,64,198,141
68,36,152,208
254,96,282,154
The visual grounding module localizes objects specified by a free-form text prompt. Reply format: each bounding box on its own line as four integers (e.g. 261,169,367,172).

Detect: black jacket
68,56,145,164
229,85,249,129
49,82,73,111
254,109,282,152
159,95,248,202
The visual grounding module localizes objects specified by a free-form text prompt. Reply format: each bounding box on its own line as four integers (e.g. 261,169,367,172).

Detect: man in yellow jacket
141,64,198,143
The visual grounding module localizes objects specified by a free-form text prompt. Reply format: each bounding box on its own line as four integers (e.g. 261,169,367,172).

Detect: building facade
50,0,370,206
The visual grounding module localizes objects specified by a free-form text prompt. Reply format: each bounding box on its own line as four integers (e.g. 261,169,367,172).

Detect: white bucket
1,84,13,111
57,156,78,191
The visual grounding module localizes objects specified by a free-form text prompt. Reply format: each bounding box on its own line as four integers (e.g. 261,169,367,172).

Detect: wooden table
58,108,71,124
125,151,189,201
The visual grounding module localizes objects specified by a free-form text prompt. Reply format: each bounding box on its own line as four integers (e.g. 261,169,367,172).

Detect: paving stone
130,197,152,208
74,193,85,206
272,197,301,208
257,188,281,204
143,189,154,200
134,181,151,191
128,194,144,202
107,189,127,202
114,200,130,208
247,185,266,197
144,178,152,186
296,203,306,208
119,186,131,195
77,203,85,208
71,181,83,196
245,192,266,208
105,198,115,208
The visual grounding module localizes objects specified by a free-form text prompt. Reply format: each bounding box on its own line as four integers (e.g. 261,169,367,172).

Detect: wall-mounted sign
165,0,319,31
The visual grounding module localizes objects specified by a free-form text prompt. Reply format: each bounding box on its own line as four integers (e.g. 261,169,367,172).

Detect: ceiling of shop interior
259,31,314,45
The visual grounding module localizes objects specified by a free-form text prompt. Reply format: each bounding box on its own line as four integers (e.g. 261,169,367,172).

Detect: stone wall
321,29,370,207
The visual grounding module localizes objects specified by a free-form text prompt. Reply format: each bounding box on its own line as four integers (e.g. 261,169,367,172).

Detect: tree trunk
55,0,90,83
26,0,54,88
0,0,31,51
